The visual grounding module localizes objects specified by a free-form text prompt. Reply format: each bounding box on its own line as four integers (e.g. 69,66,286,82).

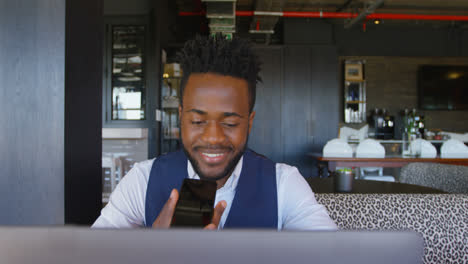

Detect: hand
152,189,179,228
152,189,227,229
203,200,227,230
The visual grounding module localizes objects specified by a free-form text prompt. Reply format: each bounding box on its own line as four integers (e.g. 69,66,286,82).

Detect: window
111,25,146,120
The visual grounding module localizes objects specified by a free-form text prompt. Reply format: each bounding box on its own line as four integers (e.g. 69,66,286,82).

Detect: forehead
182,73,250,114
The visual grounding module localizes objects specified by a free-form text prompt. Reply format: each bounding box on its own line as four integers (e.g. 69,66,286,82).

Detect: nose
201,121,226,145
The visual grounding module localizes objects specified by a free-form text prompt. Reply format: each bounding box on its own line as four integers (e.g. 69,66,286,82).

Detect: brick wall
341,56,468,133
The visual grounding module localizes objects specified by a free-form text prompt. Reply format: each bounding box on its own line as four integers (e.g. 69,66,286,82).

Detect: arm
277,164,337,230
92,158,226,229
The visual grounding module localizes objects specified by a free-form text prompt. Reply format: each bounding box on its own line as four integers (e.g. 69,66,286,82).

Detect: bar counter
309,153,468,177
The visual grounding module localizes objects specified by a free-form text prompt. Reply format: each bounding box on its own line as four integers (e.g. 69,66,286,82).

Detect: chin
197,166,230,181
186,150,244,182
181,139,247,182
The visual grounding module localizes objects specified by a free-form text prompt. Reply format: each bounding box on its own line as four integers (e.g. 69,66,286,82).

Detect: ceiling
236,0,468,12
175,0,468,36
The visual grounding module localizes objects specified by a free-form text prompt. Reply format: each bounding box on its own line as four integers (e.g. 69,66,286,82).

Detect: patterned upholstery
316,193,468,264
400,163,468,194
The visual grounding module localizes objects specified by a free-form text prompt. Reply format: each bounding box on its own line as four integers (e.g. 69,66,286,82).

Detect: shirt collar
187,155,243,192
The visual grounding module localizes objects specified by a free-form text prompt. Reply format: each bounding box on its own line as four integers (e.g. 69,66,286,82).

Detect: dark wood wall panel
65,0,103,225
282,46,314,177
248,47,284,162
309,46,340,172
309,46,340,149
250,46,339,178
0,0,65,225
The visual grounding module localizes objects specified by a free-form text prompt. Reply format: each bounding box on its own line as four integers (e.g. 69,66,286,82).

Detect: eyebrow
186,109,244,118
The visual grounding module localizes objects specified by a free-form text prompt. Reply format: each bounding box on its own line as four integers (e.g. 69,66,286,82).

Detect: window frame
102,16,151,128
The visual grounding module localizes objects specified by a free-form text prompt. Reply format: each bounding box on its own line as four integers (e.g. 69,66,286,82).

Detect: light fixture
447,72,462,80
202,0,237,36
374,19,381,25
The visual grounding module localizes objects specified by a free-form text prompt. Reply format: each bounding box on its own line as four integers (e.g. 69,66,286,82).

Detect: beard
181,129,250,182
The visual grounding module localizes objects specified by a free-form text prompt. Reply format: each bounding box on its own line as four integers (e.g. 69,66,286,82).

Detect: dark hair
176,34,261,113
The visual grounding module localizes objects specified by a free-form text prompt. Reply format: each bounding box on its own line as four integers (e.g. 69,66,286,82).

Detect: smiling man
93,35,336,230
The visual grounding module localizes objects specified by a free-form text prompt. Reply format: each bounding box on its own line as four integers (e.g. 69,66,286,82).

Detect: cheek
225,126,249,146
180,120,197,143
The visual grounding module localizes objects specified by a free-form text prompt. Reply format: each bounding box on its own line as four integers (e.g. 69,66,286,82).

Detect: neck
216,176,230,190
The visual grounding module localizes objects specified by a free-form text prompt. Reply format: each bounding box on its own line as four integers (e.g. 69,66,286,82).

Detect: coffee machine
370,109,395,139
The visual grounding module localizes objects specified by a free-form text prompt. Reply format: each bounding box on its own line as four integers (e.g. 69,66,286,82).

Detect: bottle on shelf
382,109,395,140
343,60,366,124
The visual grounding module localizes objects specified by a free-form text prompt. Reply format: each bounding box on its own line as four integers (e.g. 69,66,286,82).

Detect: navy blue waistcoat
144,149,278,228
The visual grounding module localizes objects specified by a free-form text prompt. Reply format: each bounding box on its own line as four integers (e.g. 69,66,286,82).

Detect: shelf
345,101,365,104
343,60,366,124
113,53,142,58
345,79,365,83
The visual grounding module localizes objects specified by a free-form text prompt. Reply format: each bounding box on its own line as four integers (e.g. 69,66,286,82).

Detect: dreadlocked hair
176,33,262,113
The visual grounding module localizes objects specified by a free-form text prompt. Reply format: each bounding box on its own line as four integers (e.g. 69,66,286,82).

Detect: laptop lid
0,227,423,264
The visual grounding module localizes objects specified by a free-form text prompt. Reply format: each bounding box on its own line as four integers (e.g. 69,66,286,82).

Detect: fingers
152,189,179,229
153,192,226,230
203,223,217,230
204,200,226,230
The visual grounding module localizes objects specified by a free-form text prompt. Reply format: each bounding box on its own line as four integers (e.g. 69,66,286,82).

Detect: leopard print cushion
316,194,468,264
400,163,468,194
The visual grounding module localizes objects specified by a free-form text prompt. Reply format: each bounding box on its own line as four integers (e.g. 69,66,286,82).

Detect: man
93,35,336,230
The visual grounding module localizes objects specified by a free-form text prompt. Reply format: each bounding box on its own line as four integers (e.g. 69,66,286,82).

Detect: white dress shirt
92,156,337,230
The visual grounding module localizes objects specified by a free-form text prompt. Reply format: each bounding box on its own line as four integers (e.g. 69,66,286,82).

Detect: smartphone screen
172,179,217,227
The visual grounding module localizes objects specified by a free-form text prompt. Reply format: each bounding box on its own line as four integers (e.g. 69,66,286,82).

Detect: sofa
400,163,468,194
315,193,468,264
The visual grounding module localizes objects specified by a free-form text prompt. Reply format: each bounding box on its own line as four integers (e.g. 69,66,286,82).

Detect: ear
247,111,255,134
178,106,182,120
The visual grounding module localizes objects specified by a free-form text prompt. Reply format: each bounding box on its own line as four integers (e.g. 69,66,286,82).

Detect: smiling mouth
198,150,229,164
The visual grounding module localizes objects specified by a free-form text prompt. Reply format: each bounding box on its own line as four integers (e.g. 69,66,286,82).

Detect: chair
102,156,136,196
358,168,395,182
102,156,115,201
322,138,353,158
114,156,135,186
356,139,395,182
440,131,468,142
322,139,354,178
441,139,468,158
400,162,468,193
338,125,368,142
410,138,437,158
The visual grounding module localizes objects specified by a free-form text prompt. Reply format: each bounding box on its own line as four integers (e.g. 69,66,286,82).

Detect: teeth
202,153,224,158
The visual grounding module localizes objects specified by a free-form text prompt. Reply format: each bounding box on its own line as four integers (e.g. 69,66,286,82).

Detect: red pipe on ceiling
179,10,468,21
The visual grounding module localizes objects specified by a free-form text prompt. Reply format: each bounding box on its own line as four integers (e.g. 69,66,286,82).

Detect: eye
191,120,206,125
222,123,239,128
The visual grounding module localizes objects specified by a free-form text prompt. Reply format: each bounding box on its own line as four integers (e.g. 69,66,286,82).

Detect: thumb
152,189,179,228
204,200,226,230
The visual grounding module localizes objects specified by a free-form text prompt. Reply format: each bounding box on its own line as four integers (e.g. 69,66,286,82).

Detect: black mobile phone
172,178,217,227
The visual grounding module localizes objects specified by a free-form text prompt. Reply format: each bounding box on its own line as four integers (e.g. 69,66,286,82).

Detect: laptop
0,227,423,264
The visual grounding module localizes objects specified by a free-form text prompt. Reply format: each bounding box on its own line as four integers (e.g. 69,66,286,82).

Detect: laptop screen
0,227,423,264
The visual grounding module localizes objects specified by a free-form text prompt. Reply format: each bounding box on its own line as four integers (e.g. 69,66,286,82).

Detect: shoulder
274,162,313,200
110,158,155,197
113,158,156,199
275,163,305,185
129,158,156,183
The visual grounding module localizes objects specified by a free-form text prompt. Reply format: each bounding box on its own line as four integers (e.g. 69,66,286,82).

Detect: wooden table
307,178,446,194
311,154,468,177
